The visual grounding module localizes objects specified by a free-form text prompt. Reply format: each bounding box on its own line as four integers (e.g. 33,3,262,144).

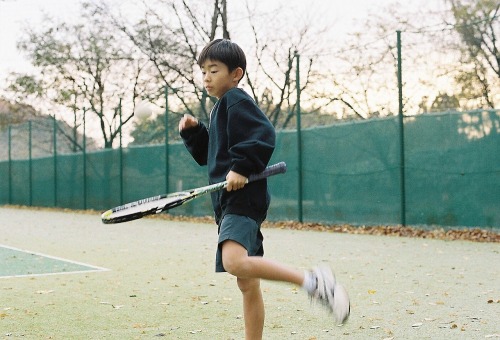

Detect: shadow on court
0,206,498,339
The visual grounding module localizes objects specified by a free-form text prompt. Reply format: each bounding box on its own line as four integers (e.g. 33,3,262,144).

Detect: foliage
0,98,37,129
130,115,169,145
430,92,461,112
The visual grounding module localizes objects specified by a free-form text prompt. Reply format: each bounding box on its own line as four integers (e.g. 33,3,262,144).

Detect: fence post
397,30,407,227
83,108,87,210
8,125,12,204
295,51,303,223
53,115,58,207
28,121,33,206
119,99,124,205
164,86,170,194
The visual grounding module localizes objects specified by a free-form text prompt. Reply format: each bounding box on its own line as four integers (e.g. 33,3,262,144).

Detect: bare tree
211,0,230,39
8,3,148,148
63,0,366,144
237,2,339,128
119,0,345,131
446,0,499,109
79,0,233,145
99,0,230,124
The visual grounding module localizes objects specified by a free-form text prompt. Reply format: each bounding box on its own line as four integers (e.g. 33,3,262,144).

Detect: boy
179,39,350,339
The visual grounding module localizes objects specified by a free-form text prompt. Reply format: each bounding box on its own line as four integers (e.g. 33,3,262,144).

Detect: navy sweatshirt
180,88,276,224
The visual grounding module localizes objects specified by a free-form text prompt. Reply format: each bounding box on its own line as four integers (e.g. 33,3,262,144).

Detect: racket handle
248,162,287,183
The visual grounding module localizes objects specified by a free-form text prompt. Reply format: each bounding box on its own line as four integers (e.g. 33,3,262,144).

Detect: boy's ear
233,67,244,82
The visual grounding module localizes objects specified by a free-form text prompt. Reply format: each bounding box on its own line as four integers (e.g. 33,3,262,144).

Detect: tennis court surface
1,206,498,339
0,244,108,278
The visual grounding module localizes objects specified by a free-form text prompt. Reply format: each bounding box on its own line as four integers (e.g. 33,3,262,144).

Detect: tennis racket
101,161,287,224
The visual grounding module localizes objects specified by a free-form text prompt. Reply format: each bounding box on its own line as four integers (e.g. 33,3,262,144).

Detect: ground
0,206,499,339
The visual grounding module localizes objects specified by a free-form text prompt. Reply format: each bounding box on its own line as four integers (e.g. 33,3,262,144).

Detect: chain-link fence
0,109,498,228
1,23,499,229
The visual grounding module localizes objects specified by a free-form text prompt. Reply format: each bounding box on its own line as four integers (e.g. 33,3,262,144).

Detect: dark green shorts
216,214,264,272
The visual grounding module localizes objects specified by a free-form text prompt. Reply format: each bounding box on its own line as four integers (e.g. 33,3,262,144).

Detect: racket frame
101,162,286,224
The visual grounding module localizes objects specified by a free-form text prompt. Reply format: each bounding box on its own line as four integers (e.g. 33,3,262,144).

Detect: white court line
0,244,110,279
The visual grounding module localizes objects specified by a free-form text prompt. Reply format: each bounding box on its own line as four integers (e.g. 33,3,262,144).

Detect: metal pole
119,99,124,205
53,115,58,207
295,51,303,223
397,30,407,227
165,86,169,194
8,125,12,204
83,108,87,210
28,121,32,206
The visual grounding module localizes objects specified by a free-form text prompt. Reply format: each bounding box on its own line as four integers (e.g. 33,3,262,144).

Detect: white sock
301,271,316,294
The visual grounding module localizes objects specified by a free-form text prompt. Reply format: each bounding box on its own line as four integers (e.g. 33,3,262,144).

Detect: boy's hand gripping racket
101,162,286,224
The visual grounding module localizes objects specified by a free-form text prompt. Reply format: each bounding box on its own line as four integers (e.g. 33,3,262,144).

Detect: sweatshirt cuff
230,162,253,178
180,122,203,138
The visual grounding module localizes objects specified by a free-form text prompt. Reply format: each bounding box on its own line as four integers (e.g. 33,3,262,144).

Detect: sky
0,0,435,89
0,0,114,86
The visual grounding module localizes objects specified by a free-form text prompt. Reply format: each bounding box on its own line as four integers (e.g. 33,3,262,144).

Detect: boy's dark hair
198,39,246,78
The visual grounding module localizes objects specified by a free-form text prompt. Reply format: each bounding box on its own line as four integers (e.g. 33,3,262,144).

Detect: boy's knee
222,253,244,276
237,277,260,294
221,241,247,276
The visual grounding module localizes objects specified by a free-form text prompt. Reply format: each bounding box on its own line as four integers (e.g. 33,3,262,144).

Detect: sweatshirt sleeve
180,122,209,166
227,99,276,177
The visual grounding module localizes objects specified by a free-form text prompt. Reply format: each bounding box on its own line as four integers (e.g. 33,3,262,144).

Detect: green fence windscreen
1,110,499,228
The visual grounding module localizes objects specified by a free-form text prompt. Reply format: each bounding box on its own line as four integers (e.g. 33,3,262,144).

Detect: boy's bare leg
222,240,351,327
237,277,264,340
221,240,305,285
223,241,301,340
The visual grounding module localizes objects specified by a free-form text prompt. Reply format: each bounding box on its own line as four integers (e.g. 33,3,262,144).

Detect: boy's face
200,59,243,99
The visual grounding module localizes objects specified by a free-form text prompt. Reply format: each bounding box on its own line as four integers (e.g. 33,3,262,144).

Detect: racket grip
248,162,287,182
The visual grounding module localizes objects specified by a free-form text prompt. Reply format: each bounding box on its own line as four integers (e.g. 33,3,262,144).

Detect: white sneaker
308,265,350,324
